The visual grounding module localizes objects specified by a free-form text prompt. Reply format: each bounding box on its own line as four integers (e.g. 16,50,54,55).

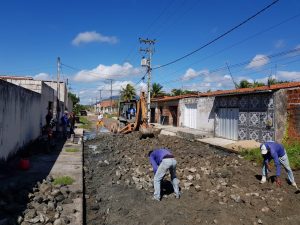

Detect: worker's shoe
260,176,267,184
292,182,298,188
175,193,181,199
152,196,160,201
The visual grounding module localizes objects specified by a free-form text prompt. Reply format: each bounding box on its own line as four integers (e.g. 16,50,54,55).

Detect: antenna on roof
226,62,238,89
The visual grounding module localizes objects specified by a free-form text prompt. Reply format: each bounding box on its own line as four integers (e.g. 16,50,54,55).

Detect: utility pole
56,57,61,132
105,79,113,113
140,38,155,123
99,89,102,112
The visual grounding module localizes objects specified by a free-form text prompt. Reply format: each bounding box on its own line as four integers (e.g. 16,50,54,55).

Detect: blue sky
1,0,300,104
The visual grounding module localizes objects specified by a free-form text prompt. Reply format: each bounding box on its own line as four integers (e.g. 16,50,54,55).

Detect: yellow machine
110,92,153,136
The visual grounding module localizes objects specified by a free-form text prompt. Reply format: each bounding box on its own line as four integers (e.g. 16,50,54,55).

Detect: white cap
261,144,268,155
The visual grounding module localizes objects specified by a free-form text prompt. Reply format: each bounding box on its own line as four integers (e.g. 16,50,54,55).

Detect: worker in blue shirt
260,141,297,188
148,148,180,201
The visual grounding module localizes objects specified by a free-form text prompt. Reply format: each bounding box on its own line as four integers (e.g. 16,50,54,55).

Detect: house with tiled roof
151,82,300,143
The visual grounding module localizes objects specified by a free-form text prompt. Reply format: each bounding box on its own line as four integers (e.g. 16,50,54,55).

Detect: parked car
80,110,87,116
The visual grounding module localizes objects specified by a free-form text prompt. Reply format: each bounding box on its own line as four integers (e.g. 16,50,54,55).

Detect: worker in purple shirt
260,141,297,188
148,148,180,201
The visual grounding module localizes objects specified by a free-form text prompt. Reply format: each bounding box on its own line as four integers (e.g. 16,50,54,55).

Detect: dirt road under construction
83,131,300,225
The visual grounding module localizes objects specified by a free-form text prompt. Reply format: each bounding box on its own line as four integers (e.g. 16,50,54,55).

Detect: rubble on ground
84,132,300,225
0,175,79,225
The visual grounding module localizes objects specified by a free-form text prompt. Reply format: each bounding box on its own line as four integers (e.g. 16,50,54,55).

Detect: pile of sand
225,140,260,151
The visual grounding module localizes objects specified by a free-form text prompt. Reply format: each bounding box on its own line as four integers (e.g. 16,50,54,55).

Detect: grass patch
53,176,75,185
241,143,300,170
77,116,93,130
65,148,79,153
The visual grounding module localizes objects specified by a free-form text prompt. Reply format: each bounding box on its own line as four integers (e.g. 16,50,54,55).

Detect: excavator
110,92,154,137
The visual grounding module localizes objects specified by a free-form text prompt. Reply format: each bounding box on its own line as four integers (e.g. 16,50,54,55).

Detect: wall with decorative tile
215,93,275,142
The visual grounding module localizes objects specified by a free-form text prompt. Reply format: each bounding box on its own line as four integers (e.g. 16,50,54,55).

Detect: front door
217,108,239,140
183,104,197,129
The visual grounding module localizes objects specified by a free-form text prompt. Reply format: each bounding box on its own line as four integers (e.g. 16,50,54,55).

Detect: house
152,82,300,143
0,75,72,160
0,80,42,160
99,99,118,114
0,76,72,122
151,94,198,126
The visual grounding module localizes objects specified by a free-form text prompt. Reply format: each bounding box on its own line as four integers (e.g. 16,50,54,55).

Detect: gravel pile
84,133,296,215
0,175,79,225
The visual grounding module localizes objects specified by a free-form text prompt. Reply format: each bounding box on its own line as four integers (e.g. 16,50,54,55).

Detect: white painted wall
179,97,215,134
196,97,215,133
3,79,55,127
41,83,55,126
0,80,41,160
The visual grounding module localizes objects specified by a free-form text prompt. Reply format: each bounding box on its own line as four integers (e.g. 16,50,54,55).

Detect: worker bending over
260,141,297,188
148,148,180,201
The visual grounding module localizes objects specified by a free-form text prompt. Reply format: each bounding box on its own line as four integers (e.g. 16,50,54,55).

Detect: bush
241,143,300,170
65,148,79,153
53,176,75,185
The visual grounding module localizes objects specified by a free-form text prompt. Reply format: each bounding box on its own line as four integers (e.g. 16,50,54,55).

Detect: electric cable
153,0,280,70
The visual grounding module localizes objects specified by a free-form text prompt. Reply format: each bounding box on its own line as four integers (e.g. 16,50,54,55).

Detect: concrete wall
196,97,215,133
153,100,179,126
178,97,215,133
0,80,41,160
41,83,55,126
274,89,288,142
67,95,73,113
5,79,43,93
3,79,55,127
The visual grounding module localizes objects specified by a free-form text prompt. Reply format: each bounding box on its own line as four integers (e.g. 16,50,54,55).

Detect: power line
159,12,300,80
120,0,175,64
159,47,300,86
153,0,280,70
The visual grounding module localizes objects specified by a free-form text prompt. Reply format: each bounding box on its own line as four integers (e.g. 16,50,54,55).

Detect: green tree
267,77,277,86
238,80,253,88
120,84,136,101
171,88,184,96
151,83,165,98
68,92,80,106
253,81,265,87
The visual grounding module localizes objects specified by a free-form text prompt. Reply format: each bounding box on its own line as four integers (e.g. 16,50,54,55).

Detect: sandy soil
83,132,300,225
225,140,261,151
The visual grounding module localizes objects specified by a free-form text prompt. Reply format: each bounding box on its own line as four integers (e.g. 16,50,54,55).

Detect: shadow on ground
0,133,66,225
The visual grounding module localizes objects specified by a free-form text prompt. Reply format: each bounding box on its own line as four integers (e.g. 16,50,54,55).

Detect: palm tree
171,88,184,96
151,83,165,98
120,84,136,101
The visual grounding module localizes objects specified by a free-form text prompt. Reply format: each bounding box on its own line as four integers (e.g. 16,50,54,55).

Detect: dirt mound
225,140,261,151
84,133,300,225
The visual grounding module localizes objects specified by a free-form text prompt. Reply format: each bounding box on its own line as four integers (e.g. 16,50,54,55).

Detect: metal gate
184,104,197,129
217,108,238,140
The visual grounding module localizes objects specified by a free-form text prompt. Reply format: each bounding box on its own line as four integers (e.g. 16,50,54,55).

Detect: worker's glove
275,177,282,187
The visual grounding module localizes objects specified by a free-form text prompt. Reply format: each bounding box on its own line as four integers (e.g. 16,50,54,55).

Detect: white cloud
73,63,144,82
33,73,51,80
223,75,231,80
75,80,147,105
275,39,285,49
72,31,118,46
182,68,209,81
276,70,300,80
246,54,270,69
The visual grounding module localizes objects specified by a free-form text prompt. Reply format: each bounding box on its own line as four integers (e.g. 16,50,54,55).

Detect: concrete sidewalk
153,123,212,140
50,128,84,225
153,124,242,153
